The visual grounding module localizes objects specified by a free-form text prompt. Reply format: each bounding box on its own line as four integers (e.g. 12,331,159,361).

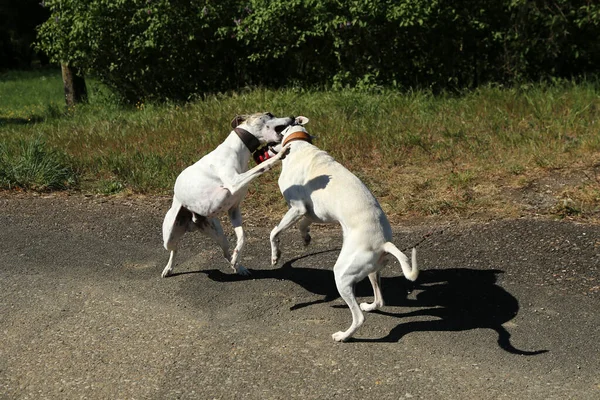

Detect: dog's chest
279,147,327,188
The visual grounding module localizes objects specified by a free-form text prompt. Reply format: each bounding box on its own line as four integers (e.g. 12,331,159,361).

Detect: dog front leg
270,206,306,265
228,206,250,275
223,144,291,196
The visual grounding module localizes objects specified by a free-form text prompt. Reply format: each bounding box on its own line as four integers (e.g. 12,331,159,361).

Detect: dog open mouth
272,116,297,142
274,122,293,142
275,124,288,135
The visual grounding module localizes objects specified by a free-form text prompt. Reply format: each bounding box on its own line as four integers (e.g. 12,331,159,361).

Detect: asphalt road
1,194,599,399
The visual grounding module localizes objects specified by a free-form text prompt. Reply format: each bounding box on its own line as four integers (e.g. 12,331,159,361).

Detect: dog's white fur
162,112,294,278
270,117,419,342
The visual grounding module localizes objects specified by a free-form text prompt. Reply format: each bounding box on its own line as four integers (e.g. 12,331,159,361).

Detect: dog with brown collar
161,112,294,278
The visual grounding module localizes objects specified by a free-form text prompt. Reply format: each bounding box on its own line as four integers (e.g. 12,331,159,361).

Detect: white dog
162,112,294,278
269,117,419,342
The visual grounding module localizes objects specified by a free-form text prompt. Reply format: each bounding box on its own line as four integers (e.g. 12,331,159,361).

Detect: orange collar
282,131,312,147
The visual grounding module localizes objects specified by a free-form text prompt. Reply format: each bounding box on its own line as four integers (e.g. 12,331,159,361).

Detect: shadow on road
196,250,547,356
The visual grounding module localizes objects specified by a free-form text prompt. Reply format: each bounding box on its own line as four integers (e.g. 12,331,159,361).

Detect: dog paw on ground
332,331,350,342
235,265,251,276
271,248,281,265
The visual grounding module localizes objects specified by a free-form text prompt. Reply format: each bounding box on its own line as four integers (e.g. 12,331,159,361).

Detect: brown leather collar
234,127,260,153
282,131,312,147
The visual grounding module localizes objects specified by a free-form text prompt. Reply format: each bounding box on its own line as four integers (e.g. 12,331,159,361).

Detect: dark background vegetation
0,0,49,69
2,0,599,102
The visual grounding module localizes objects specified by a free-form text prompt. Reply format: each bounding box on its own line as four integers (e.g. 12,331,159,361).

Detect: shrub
36,0,600,100
37,0,242,102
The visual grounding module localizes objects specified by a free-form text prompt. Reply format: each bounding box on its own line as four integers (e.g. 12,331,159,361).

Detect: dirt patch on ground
501,165,600,220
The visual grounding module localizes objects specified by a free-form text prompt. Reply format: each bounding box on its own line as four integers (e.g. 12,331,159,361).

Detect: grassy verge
1,69,599,222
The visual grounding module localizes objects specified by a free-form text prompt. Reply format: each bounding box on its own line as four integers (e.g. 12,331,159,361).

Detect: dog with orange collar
269,116,419,342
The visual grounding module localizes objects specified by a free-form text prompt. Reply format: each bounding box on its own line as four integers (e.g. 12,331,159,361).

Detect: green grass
0,136,77,191
1,69,600,220
0,69,65,122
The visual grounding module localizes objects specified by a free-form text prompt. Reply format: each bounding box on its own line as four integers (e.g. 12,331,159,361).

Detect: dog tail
383,242,419,281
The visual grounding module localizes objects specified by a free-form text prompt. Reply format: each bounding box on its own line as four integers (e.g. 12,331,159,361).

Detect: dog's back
279,141,393,243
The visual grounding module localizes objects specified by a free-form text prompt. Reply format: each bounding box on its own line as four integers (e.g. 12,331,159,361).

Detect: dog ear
231,115,248,129
295,116,309,125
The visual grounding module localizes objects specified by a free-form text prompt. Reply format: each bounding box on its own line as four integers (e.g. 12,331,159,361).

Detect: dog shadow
198,250,547,355
282,174,331,202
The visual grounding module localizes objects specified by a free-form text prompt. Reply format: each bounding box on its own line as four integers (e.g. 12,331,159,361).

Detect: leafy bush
37,0,242,102
503,0,600,81
233,0,600,89
36,0,600,100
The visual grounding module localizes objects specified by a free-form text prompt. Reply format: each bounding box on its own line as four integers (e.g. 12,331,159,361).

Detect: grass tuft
0,137,77,191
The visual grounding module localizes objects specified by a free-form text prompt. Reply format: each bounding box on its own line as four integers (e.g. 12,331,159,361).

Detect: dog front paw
332,331,350,342
235,265,251,276
278,144,292,159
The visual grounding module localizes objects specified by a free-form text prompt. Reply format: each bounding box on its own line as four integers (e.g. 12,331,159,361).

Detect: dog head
231,112,295,145
268,116,311,153
282,116,311,143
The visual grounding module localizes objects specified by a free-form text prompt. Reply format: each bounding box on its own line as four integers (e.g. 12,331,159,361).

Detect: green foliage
0,137,77,191
503,0,600,82
37,0,241,102
36,0,600,100
233,0,600,89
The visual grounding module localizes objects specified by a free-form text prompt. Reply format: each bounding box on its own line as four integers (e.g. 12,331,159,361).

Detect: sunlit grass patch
0,69,64,122
1,70,599,220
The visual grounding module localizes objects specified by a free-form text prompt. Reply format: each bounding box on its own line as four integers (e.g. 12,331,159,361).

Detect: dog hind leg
331,251,369,342
162,200,192,278
360,272,384,312
298,216,312,246
194,215,231,263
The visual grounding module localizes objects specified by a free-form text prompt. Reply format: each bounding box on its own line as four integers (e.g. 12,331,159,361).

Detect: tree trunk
61,63,87,107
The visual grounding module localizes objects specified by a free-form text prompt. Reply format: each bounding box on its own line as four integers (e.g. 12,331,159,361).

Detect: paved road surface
1,194,599,399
